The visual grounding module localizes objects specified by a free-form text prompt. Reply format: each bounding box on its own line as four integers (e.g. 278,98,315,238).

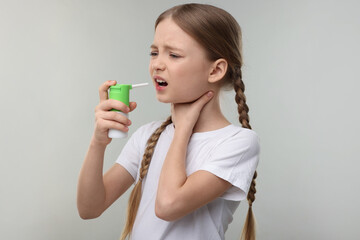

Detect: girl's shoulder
231,125,259,141
192,124,259,142
222,125,260,151
198,124,260,156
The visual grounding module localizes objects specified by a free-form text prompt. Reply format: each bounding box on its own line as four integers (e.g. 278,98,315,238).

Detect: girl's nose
151,58,166,72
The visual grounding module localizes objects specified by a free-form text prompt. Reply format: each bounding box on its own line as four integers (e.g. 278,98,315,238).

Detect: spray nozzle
132,83,149,88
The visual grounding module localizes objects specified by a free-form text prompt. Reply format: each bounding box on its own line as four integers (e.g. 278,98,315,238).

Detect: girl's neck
192,94,230,133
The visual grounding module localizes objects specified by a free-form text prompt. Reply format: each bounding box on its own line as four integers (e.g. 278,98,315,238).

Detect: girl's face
149,18,214,103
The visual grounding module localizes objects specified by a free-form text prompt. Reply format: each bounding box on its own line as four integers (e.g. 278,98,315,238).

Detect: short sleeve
115,129,143,181
198,129,260,201
115,121,162,181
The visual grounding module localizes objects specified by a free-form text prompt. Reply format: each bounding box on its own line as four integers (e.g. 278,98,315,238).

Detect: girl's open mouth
156,79,168,87
154,77,168,91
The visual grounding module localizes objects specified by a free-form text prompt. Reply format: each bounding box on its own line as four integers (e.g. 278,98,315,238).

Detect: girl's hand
92,80,137,145
171,91,213,135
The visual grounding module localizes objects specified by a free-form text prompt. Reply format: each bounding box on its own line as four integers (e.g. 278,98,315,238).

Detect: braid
234,67,257,240
138,118,171,181
234,67,251,129
120,116,173,240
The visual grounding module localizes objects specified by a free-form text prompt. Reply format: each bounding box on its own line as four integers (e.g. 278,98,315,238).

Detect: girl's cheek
173,67,187,79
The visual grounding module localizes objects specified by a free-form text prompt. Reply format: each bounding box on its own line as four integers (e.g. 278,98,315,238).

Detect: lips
154,76,168,90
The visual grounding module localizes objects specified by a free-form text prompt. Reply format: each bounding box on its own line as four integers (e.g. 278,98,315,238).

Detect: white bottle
108,112,129,138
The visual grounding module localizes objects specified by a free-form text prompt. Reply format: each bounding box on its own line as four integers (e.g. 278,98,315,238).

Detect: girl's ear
208,58,228,83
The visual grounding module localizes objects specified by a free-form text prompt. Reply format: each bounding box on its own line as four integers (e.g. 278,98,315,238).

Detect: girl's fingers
99,80,117,102
193,91,214,110
96,99,131,113
129,102,137,112
96,118,129,132
97,111,131,126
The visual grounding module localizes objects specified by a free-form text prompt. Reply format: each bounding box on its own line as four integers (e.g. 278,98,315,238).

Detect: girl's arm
156,91,232,221
155,130,231,221
77,80,136,219
77,140,134,219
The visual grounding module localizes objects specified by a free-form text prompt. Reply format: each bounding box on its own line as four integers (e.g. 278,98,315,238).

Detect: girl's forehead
155,18,180,33
153,19,197,50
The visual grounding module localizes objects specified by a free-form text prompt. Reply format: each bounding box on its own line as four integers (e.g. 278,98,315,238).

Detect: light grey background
1,0,359,239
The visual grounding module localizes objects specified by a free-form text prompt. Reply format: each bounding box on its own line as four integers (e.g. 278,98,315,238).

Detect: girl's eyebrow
150,44,183,52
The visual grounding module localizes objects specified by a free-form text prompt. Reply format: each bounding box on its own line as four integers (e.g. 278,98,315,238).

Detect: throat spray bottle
108,83,149,138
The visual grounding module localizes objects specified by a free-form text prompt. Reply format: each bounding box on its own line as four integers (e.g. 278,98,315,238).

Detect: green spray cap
108,83,149,112
109,84,132,111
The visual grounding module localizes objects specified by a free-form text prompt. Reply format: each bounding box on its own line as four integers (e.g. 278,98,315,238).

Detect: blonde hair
121,4,258,240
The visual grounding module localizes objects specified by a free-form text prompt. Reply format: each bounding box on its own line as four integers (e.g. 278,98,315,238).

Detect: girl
77,3,260,240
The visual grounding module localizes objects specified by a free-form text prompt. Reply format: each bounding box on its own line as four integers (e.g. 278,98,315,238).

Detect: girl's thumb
196,91,214,108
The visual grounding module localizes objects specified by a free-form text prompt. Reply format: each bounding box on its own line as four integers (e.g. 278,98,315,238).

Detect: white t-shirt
116,120,260,240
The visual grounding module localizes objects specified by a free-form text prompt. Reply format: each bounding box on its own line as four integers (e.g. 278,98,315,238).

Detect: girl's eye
150,52,158,57
170,53,180,58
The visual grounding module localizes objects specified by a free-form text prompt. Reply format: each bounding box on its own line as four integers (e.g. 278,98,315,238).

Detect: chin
156,95,172,103
157,97,197,104
156,92,202,104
